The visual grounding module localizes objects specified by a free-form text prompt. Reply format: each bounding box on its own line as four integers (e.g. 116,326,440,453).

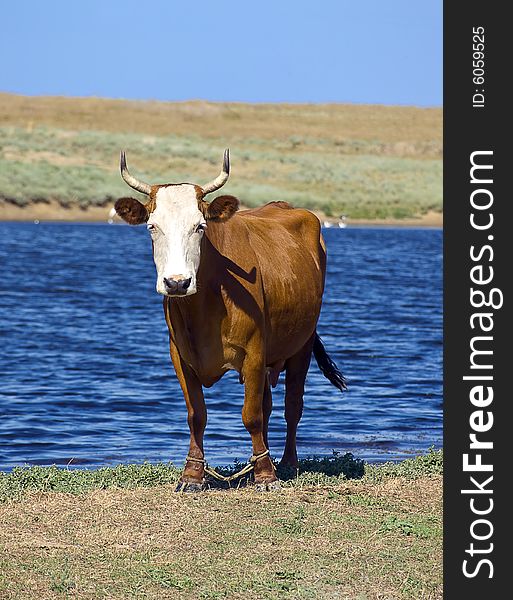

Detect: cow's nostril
163,277,191,294
163,277,177,291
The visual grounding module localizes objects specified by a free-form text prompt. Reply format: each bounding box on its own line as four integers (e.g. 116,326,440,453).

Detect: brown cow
115,149,346,491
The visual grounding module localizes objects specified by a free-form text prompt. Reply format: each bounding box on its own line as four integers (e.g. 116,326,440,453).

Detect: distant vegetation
0,93,442,220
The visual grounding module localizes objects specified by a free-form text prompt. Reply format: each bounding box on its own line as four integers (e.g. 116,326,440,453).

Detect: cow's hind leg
262,375,273,450
169,339,207,492
281,335,315,467
241,360,279,488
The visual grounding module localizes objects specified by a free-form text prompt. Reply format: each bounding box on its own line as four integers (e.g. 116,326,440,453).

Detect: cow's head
115,149,238,296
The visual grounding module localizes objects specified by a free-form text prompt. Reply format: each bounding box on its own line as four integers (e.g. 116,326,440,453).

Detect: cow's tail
312,332,347,392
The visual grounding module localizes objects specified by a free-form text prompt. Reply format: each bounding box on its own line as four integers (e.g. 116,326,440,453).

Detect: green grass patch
0,449,442,503
0,462,182,502
364,447,443,482
379,515,442,539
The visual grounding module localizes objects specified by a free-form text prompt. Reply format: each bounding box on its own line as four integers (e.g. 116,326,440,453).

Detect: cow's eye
147,223,156,232
195,223,207,233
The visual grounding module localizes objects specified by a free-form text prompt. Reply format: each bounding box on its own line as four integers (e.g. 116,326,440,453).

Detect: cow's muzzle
163,276,192,296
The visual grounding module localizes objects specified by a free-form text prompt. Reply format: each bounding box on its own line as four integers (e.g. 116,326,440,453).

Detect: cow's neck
165,225,230,371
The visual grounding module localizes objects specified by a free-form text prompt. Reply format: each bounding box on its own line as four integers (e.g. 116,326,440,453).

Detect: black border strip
444,3,507,595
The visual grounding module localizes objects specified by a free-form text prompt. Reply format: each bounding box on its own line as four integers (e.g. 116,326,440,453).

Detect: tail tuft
313,333,347,392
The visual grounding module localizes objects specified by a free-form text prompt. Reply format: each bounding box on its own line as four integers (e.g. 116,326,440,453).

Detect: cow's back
237,203,326,363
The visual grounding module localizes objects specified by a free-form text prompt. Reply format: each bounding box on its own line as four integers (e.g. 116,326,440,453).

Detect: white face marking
148,185,206,296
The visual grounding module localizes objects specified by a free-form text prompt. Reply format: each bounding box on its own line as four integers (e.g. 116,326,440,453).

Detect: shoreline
0,201,443,228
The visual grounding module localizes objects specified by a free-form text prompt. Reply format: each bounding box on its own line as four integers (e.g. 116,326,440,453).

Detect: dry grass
0,93,441,151
0,476,442,599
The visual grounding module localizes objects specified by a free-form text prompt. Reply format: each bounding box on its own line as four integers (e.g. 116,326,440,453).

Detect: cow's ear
202,195,239,222
114,197,149,225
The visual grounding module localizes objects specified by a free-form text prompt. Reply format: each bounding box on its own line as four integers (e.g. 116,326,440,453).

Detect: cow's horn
202,148,230,195
120,151,152,195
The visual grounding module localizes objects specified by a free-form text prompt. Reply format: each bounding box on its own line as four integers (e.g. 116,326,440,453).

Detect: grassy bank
0,451,442,599
0,93,442,222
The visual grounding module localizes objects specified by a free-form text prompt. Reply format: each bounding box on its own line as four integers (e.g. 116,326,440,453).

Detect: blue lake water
0,222,442,470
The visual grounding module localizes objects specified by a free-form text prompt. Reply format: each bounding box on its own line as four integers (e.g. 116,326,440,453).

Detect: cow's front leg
241,362,279,488
169,339,206,491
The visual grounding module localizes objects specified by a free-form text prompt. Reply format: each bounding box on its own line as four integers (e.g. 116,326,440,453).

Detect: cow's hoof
254,480,281,492
175,481,205,493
